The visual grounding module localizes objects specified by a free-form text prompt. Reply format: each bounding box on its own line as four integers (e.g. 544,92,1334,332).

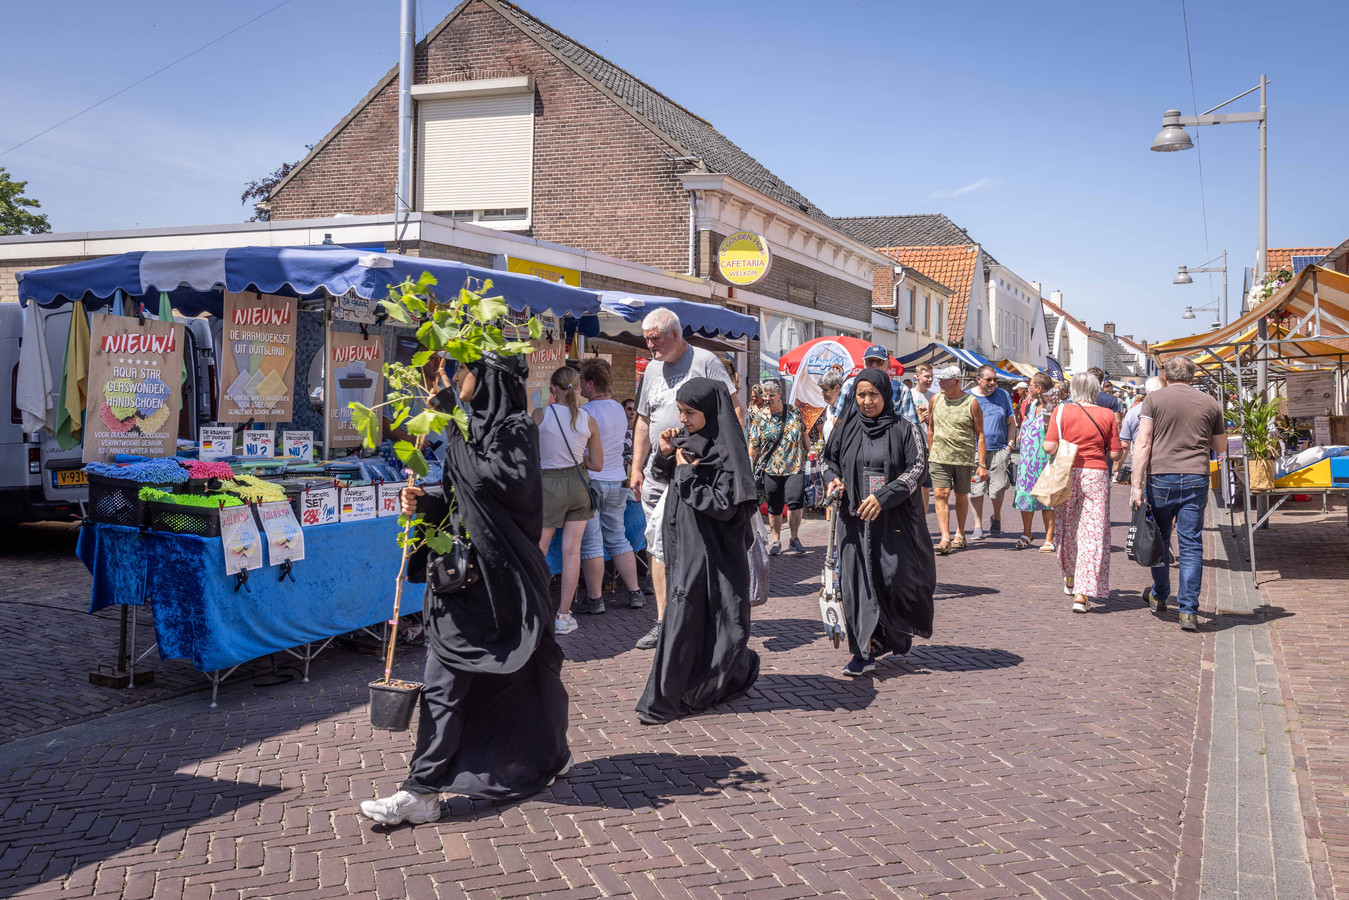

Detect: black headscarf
466,352,529,443
828,368,897,509
671,377,757,505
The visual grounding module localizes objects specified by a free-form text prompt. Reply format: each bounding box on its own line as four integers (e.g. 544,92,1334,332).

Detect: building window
418,89,534,226
923,295,931,332
761,313,813,382
935,300,943,338
906,288,916,328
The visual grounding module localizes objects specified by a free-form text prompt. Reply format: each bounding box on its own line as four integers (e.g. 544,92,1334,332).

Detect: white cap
935,365,962,381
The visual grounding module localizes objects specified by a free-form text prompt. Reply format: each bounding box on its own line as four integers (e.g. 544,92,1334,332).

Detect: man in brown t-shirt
1129,356,1226,631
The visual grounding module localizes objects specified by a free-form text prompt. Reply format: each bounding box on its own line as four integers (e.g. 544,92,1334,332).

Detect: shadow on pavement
898,643,1024,673
431,752,766,821
934,583,1000,600
732,671,877,714
754,616,826,653
0,773,282,894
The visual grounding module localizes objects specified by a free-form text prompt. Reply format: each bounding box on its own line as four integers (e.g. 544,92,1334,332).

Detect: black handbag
427,512,477,597
1126,501,1167,568
551,406,603,512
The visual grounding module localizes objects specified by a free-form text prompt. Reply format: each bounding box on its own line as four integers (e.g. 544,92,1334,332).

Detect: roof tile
1266,247,1336,274
876,245,981,342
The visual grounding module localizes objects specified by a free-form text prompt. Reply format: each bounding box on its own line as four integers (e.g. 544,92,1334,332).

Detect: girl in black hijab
360,353,571,826
636,377,760,725
823,367,936,676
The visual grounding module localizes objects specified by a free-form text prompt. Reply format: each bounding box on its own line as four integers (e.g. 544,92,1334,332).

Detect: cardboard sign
1286,371,1336,419
1314,416,1332,447
300,486,339,527
219,292,297,423
524,314,564,412
83,315,185,463
340,484,377,522
199,426,234,460
334,290,378,324
325,332,384,448
241,428,274,459
220,505,264,575
376,482,402,517
282,430,314,462
258,500,305,566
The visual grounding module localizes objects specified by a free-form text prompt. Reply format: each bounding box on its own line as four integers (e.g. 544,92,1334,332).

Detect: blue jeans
1146,473,1209,615
580,480,634,561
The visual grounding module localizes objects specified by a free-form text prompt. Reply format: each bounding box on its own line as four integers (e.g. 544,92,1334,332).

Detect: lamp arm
1200,80,1270,116
1177,111,1264,127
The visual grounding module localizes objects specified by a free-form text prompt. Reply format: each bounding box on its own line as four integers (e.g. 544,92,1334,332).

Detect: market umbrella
777,336,902,379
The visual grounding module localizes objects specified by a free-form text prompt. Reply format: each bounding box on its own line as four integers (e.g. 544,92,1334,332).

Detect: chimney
1050,290,1063,307
1104,322,1116,335
1031,281,1042,297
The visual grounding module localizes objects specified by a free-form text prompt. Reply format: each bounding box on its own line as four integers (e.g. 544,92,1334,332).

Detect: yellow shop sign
506,257,580,286
717,232,771,286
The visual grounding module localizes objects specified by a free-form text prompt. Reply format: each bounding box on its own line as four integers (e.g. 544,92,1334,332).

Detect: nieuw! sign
717,232,771,286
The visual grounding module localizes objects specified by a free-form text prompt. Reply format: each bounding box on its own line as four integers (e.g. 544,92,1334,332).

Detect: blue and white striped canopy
17,245,601,319
896,341,1020,380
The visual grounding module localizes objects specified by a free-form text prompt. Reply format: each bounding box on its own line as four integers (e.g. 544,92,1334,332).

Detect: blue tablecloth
544,498,647,575
76,517,421,673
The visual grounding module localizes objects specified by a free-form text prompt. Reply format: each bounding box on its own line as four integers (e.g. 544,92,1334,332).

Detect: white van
2,303,217,525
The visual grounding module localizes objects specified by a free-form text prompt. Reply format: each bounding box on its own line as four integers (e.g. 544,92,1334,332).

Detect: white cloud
926,176,997,201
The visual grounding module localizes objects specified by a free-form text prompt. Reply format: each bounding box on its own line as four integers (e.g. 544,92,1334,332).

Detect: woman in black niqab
636,377,760,725
823,367,936,676
360,353,570,826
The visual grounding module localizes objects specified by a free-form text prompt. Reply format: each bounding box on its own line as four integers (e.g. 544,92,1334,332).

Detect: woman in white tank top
531,366,603,636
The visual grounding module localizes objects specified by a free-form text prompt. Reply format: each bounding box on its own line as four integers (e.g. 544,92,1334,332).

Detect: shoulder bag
551,406,603,512
753,406,788,493
1030,404,1077,508
426,510,477,597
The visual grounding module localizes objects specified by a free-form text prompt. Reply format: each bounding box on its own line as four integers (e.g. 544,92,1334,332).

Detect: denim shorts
580,479,634,561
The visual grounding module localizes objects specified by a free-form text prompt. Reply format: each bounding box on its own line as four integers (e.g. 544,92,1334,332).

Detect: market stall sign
524,313,565,413
506,257,580,287
82,316,185,464
283,431,314,462
718,232,771,286
219,292,298,423
326,333,385,448
1286,371,1335,419
259,500,305,566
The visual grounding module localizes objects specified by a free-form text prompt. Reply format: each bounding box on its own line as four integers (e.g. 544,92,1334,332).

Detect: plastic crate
144,499,229,537
86,474,155,528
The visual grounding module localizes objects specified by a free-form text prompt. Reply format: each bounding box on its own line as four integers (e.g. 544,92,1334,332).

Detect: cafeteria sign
718,232,771,286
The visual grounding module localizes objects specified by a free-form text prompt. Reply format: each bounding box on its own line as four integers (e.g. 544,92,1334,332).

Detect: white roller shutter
417,92,533,213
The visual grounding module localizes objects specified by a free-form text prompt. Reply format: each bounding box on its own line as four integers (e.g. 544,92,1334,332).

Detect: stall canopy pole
395,0,415,247
323,296,332,462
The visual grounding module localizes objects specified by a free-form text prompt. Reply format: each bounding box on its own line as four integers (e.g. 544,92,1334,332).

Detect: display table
77,516,420,704
544,498,647,575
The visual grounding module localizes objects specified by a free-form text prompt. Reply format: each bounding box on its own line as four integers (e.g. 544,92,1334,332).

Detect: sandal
1015,535,1033,550
935,540,952,556
1039,541,1056,552
951,537,967,551
1072,594,1089,614
1063,576,1075,596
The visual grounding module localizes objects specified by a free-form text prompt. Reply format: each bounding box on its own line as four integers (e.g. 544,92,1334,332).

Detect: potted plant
346,272,540,730
1238,395,1284,492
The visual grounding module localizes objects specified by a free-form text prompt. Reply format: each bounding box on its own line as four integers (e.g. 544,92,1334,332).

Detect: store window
417,85,534,227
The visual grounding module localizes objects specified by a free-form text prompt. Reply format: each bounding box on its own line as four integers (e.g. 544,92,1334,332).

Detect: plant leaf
528,318,544,339
348,402,380,450
406,409,451,436
402,447,429,478
449,405,469,440
378,299,411,324
476,294,509,323
410,349,434,367
500,340,535,356
423,527,457,555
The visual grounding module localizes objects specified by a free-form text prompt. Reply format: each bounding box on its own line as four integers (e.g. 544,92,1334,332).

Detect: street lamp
1173,250,1228,326
1181,301,1221,330
1150,76,1269,281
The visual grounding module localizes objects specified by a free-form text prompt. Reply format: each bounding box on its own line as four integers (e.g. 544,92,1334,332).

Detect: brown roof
875,245,980,343
1267,247,1335,274
1041,297,1094,337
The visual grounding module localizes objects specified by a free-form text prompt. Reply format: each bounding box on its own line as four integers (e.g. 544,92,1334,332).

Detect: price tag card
220,505,264,575
258,500,305,565
376,482,402,517
242,429,275,459
282,430,314,462
341,484,377,522
199,426,235,461
300,486,339,527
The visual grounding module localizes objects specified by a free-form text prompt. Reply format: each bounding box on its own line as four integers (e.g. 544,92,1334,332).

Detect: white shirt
538,405,592,470
585,397,629,482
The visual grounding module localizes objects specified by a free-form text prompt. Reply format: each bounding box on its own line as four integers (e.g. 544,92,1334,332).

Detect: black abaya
636,378,759,725
823,369,936,660
402,353,569,799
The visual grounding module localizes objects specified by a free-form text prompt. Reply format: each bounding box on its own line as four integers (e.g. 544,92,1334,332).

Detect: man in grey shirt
630,308,744,649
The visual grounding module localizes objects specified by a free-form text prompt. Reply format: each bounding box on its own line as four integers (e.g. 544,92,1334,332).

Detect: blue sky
2,0,1345,343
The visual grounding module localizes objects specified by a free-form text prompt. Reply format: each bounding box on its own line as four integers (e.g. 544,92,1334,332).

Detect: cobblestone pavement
0,488,1326,898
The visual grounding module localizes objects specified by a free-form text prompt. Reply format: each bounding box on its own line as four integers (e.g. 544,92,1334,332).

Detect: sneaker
635,621,661,650
1179,613,1199,632
627,590,646,609
358,789,441,826
971,527,986,541
1144,586,1167,614
768,541,781,557
573,595,606,615
788,537,807,556
548,753,574,787
990,518,1002,537
555,613,578,635
1072,596,1089,614
841,656,877,677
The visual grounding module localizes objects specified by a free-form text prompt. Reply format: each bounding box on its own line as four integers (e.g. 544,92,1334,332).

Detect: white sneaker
971,527,986,541
555,613,578,635
358,789,441,826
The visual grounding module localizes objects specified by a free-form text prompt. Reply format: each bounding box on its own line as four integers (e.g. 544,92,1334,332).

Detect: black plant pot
368,679,422,731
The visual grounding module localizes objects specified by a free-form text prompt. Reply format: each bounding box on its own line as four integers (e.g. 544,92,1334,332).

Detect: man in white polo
630,308,745,649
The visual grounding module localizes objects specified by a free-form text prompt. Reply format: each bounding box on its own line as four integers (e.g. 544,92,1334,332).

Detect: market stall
897,341,1020,380
17,245,603,700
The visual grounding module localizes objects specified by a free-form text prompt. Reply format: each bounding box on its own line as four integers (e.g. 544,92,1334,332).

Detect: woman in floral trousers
1042,372,1122,614
1012,372,1059,551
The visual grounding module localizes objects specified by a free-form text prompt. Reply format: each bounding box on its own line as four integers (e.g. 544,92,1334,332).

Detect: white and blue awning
896,342,1019,380
17,245,602,319
592,291,758,341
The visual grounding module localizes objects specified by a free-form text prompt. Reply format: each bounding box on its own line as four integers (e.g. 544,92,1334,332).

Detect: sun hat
935,365,961,381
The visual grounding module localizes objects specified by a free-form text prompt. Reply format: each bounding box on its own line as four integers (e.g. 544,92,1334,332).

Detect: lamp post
1181,301,1222,330
1151,75,1269,282
1173,250,1228,327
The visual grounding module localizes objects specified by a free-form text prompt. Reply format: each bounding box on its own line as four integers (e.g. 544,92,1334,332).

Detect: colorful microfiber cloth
182,460,235,481
85,458,190,484
220,473,286,503
139,486,242,507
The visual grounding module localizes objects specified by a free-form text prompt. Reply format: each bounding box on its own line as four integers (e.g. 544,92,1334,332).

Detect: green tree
0,167,51,235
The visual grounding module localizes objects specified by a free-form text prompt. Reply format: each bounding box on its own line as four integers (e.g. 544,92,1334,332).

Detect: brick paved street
0,488,1338,898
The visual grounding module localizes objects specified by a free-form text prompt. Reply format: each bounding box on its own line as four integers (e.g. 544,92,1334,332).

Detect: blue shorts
580,479,634,561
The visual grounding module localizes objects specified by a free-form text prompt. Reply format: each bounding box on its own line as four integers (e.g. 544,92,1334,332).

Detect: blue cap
863,344,889,361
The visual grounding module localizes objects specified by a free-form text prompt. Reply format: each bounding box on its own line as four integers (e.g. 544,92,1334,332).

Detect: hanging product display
82,315,184,463
219,292,298,423
325,332,384,448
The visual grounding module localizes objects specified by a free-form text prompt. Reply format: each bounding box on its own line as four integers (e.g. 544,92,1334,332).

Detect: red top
1045,403,1122,470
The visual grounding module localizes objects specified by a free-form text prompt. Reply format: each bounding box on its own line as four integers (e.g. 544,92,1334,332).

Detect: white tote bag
1030,404,1078,508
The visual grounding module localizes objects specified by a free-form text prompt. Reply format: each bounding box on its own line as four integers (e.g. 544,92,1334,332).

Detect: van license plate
53,469,88,488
